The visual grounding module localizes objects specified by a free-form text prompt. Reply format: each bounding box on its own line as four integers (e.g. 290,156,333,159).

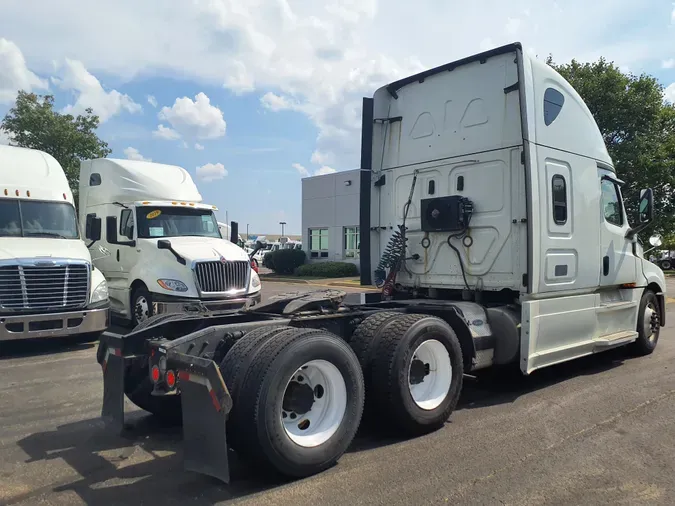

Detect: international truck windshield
0,199,79,239
135,206,221,239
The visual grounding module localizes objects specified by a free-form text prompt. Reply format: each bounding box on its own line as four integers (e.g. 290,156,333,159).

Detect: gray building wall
301,169,361,269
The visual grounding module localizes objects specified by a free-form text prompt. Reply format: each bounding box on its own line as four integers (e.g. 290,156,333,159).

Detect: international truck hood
145,236,249,263
0,237,91,263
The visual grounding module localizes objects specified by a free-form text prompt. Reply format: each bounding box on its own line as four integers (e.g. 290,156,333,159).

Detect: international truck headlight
157,279,188,292
90,280,109,303
251,271,261,289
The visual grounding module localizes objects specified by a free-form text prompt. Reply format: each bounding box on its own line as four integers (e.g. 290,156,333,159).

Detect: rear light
151,365,160,383
166,370,176,388
251,259,259,273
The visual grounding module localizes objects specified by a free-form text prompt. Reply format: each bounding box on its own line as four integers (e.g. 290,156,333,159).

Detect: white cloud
55,59,141,122
147,94,157,107
261,92,295,112
196,162,228,182
292,162,336,177
158,92,226,139
123,146,151,161
672,4,675,24
153,124,181,140
315,166,336,176
1,1,673,169
663,59,675,69
292,162,309,177
665,83,675,103
194,142,204,150
0,38,47,103
505,18,522,36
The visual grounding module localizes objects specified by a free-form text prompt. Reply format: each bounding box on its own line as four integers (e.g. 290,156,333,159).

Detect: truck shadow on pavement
13,347,631,505
0,335,97,360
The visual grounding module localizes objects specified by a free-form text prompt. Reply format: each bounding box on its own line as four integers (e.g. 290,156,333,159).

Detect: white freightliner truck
78,158,262,327
0,145,110,341
96,43,666,484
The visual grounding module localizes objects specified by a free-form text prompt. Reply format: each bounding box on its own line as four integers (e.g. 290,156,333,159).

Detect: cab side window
600,179,623,227
120,209,135,239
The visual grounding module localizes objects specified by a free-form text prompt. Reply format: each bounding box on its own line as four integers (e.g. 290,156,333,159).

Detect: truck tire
131,285,154,328
370,313,464,436
629,289,661,356
123,313,187,423
660,259,672,271
348,311,400,421
222,327,364,479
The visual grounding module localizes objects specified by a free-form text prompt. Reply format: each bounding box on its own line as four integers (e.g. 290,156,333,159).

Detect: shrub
295,261,359,278
263,249,307,274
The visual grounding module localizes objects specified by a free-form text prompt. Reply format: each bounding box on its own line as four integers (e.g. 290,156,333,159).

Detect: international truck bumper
151,291,262,317
0,306,110,341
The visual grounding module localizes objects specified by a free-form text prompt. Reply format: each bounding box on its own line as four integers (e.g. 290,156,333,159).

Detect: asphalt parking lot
1,281,674,505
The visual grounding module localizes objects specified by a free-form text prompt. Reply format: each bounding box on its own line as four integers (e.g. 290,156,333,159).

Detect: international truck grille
194,260,249,293
0,263,90,311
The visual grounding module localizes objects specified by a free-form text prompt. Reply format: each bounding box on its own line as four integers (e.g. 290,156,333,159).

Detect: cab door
598,169,637,286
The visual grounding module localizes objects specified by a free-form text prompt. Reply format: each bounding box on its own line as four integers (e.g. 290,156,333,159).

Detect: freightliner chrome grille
0,262,90,311
194,260,249,293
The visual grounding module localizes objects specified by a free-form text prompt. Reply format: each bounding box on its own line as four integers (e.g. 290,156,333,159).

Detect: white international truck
78,158,261,327
0,145,110,342
96,43,666,484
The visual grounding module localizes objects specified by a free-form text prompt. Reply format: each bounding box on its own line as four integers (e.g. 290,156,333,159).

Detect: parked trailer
97,42,666,483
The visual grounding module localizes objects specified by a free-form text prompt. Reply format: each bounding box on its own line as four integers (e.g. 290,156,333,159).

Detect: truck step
593,330,638,349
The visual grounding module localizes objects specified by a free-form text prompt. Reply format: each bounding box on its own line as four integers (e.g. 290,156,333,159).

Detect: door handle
116,249,120,262
603,256,609,276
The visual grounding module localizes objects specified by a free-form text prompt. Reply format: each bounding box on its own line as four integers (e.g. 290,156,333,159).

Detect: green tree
546,56,675,236
1,91,111,201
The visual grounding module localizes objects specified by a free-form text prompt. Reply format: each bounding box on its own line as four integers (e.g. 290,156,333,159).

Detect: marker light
26,191,30,197
151,365,160,383
166,370,176,388
15,190,19,196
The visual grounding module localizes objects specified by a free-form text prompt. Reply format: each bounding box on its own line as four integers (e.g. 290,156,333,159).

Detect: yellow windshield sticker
146,210,162,219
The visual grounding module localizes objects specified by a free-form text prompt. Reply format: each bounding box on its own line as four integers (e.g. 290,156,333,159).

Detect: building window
551,174,567,225
344,226,360,259
543,88,565,126
309,228,329,258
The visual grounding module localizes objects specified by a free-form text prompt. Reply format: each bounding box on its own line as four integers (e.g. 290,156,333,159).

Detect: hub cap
135,295,150,323
408,339,452,411
281,360,347,448
643,302,660,343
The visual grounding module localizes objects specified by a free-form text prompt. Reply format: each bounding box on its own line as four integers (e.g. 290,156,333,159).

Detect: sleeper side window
544,88,565,126
551,175,567,225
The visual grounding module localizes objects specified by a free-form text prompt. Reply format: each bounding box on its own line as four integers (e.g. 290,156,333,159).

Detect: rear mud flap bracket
101,346,126,432
170,353,233,484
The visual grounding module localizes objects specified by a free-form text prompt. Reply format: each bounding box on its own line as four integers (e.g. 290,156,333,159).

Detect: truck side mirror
106,216,118,243
157,239,171,250
638,188,654,223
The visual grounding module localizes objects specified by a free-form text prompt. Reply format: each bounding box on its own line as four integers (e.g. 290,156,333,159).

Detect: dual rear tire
221,313,462,479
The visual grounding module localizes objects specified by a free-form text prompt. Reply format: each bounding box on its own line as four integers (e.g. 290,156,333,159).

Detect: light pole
279,221,286,238
246,223,249,240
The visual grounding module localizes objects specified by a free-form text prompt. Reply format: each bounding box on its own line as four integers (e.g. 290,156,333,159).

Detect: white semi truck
0,145,110,342
96,43,666,484
78,158,261,327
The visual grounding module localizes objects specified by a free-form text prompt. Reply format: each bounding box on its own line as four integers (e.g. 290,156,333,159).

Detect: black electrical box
420,196,473,232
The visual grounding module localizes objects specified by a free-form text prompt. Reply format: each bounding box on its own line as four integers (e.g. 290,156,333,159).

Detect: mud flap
169,352,233,484
100,343,126,432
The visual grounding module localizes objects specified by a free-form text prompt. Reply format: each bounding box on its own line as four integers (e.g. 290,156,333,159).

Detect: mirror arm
626,222,650,241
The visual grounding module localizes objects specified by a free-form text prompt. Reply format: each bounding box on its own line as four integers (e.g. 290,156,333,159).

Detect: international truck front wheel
221,327,365,479
131,285,154,327
630,289,661,356
369,314,464,436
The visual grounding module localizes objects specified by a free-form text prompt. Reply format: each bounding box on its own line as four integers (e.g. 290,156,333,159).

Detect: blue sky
1,0,674,235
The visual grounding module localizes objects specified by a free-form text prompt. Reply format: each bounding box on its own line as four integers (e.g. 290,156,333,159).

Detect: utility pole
279,221,286,238
246,223,249,240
